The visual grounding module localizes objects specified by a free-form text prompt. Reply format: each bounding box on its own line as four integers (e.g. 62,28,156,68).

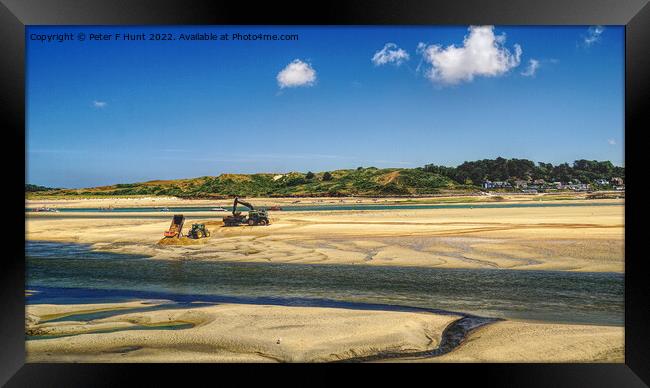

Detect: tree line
422,158,624,186
25,184,58,192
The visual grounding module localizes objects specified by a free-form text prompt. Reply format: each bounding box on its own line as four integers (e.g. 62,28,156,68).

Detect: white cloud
417,25,522,85
584,26,604,46
371,43,410,66
92,100,107,108
521,59,540,77
607,139,617,145
276,59,317,88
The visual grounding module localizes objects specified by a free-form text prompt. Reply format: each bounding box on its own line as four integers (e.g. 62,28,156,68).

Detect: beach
25,197,625,362
25,192,620,209
26,198,624,272
26,301,460,362
387,320,623,363
25,300,623,363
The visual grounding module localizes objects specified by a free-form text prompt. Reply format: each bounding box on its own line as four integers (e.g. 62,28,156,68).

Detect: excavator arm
223,197,269,227
233,197,255,214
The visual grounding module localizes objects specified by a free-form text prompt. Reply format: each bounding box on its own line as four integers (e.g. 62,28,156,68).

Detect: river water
26,201,620,213
26,241,623,326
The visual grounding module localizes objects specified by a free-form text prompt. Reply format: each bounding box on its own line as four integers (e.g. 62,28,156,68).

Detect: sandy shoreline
386,319,623,363
26,301,460,362
25,301,623,363
26,200,624,272
25,198,625,362
25,193,620,209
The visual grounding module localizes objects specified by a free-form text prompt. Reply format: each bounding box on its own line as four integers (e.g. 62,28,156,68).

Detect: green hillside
27,158,624,199
29,167,464,198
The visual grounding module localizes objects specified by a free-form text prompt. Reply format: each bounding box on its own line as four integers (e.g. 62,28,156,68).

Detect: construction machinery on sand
223,197,270,226
186,223,211,239
163,214,210,239
163,214,185,238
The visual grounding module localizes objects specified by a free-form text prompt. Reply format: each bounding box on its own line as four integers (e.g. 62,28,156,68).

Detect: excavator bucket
164,214,185,238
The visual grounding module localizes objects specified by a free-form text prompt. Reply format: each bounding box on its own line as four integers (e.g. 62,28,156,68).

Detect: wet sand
26,199,624,272
26,300,165,323
395,320,624,363
25,301,623,363
26,302,460,362
25,198,624,362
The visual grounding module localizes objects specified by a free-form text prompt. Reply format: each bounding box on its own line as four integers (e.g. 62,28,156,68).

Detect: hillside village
483,177,624,193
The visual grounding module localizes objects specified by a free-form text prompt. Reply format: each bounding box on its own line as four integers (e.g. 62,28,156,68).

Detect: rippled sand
26,302,459,362
26,200,624,272
26,301,623,363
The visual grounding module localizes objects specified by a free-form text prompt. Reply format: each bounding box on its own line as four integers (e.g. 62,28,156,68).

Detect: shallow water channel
27,241,623,326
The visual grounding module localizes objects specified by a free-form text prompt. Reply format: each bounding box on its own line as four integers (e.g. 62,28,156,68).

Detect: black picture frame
2,0,648,386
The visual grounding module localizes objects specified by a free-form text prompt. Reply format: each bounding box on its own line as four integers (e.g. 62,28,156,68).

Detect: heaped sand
26,199,624,272
26,302,460,362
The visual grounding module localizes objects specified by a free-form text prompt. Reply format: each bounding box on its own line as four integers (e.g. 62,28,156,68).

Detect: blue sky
26,26,624,188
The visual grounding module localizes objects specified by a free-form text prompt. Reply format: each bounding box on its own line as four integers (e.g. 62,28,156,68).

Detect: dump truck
222,197,270,226
163,214,185,238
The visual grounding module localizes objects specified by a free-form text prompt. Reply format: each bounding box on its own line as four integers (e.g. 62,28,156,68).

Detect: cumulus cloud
417,26,522,85
521,59,540,77
92,100,107,108
608,139,617,145
371,43,410,66
276,59,317,88
584,26,604,46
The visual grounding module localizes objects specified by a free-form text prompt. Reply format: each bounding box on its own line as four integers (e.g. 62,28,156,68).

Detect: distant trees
322,172,333,181
551,163,573,183
305,171,315,179
25,184,56,192
422,157,624,186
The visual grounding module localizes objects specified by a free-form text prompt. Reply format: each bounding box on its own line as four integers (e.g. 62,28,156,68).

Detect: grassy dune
27,168,466,198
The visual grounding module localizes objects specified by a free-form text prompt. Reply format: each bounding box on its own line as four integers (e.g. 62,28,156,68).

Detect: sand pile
157,236,208,246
